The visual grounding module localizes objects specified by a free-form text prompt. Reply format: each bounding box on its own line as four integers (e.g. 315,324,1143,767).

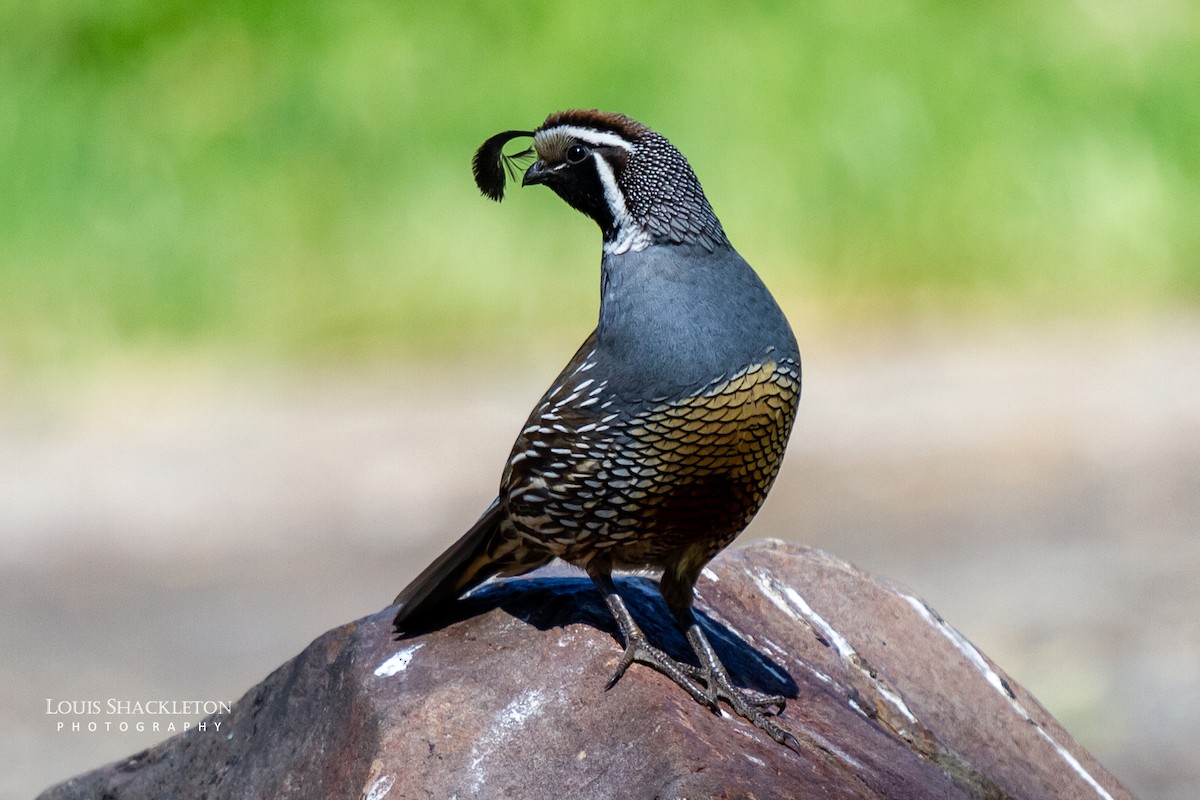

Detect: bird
393,109,801,744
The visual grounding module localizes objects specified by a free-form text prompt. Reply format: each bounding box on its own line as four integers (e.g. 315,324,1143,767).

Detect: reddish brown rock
37,541,1135,800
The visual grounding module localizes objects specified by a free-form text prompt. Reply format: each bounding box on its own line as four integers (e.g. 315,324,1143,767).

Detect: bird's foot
596,577,710,705
593,574,800,752
608,627,797,750
605,628,710,706
684,623,799,750
693,658,797,749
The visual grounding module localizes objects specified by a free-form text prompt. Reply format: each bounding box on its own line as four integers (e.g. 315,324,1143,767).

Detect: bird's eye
566,144,589,164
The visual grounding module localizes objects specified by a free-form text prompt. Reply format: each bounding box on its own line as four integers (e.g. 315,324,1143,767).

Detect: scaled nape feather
472,129,535,201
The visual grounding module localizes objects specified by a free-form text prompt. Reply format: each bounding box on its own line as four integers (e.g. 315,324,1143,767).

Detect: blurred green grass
2,0,1198,369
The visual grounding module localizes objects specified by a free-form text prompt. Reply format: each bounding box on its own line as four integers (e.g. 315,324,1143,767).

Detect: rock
37,541,1134,800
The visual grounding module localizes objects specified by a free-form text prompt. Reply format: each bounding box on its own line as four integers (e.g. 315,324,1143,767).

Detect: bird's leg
674,607,798,747
660,568,797,748
590,572,711,705
680,608,788,703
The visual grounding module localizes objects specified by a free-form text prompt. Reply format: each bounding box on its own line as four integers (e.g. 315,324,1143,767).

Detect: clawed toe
743,690,788,712
681,623,802,748
715,678,798,750
697,665,786,718
606,633,713,708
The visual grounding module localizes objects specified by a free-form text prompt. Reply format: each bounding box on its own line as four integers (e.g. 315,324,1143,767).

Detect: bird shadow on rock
396,570,798,701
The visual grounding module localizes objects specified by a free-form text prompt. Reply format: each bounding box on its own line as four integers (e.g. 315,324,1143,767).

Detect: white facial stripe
591,152,632,228
593,152,650,255
536,125,635,152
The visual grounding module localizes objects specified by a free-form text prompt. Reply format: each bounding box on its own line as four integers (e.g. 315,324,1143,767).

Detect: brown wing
500,330,614,535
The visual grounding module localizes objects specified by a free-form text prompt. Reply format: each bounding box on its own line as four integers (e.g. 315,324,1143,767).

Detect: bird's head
472,110,727,254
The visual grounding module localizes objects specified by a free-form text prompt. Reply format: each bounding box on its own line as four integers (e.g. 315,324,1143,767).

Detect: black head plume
473,129,535,201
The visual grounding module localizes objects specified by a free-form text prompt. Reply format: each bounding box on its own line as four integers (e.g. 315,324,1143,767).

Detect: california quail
393,110,801,743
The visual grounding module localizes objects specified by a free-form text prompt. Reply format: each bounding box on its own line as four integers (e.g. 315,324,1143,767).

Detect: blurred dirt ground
2,319,1198,800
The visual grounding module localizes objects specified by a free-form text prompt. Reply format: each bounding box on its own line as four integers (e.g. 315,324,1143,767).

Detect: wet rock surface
37,541,1133,800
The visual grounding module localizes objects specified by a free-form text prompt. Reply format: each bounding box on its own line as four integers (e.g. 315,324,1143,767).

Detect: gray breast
596,243,799,402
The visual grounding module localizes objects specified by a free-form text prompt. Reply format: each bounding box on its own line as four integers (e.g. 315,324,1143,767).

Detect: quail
393,110,801,744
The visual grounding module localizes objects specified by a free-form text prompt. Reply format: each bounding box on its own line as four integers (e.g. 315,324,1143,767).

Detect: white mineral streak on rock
902,594,1115,800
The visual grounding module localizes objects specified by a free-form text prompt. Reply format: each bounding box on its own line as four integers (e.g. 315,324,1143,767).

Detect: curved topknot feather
472,129,534,201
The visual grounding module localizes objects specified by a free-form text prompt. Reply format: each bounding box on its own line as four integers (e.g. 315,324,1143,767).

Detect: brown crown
538,109,650,140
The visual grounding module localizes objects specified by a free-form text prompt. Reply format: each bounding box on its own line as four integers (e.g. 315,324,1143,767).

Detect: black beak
522,161,552,187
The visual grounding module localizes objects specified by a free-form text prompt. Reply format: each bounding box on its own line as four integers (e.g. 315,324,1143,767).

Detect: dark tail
393,498,508,634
